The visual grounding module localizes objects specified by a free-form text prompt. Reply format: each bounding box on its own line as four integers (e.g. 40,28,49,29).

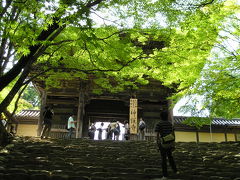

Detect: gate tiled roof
174,116,240,126
15,110,40,124
16,110,40,118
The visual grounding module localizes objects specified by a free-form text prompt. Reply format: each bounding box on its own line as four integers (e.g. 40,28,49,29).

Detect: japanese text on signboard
129,98,138,134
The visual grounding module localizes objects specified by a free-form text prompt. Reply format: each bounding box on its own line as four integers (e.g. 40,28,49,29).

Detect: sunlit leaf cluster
1,0,239,123
177,0,240,119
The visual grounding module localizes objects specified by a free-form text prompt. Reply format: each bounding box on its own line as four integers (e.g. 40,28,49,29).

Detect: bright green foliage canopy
178,0,240,119
36,0,235,97
0,0,239,121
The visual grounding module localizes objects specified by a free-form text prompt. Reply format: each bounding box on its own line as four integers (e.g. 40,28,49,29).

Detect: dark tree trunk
0,21,60,91
0,110,16,146
0,1,103,145
0,66,30,114
0,122,11,146
0,21,66,115
0,0,104,91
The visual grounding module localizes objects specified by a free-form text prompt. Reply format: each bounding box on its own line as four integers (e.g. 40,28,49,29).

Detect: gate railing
50,124,69,139
145,128,156,141
49,124,156,140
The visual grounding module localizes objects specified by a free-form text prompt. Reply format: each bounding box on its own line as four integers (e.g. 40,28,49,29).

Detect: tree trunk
0,0,104,92
0,22,66,115
0,1,104,145
0,21,60,91
0,122,11,146
0,64,31,114
0,110,15,146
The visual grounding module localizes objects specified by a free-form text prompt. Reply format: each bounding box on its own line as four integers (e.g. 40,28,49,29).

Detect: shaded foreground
0,137,240,180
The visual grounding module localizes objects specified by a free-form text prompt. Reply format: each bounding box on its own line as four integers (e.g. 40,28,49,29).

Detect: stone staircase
0,137,240,180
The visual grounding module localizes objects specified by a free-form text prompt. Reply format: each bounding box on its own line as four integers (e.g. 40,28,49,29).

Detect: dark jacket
43,109,53,124
155,120,174,137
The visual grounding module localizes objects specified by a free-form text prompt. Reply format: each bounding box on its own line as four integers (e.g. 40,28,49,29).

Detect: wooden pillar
224,125,228,142
224,132,228,142
76,91,84,138
37,90,47,136
196,130,199,143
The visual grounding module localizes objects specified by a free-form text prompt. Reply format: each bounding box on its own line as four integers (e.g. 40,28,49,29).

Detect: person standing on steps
67,114,76,139
138,117,146,140
40,106,54,139
97,122,104,140
107,122,116,140
154,111,178,180
88,123,96,139
106,123,111,139
123,120,130,140
113,121,120,141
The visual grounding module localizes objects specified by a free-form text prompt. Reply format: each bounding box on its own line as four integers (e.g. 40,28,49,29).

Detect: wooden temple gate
34,79,175,139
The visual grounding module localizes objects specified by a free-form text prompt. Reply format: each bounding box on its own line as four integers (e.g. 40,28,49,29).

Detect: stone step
0,137,240,180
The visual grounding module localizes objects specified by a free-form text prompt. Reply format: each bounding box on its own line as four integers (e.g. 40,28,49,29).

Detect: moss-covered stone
0,137,239,180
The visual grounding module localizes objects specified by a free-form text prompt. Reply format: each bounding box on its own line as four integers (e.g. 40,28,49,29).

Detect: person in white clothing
67,115,76,139
97,122,104,140
123,120,130,140
138,117,146,140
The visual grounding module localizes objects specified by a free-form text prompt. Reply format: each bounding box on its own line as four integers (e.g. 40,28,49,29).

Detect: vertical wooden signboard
129,98,138,134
